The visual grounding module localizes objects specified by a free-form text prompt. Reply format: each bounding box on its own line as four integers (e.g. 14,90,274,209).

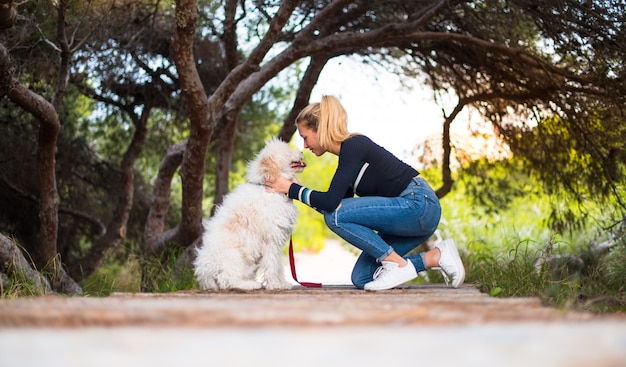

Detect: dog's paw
264,281,294,290
229,280,263,290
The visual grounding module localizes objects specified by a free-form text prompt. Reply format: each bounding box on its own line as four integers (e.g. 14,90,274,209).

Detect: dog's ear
259,156,280,183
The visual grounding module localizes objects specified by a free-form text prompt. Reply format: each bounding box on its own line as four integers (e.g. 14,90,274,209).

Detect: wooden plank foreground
2,284,617,328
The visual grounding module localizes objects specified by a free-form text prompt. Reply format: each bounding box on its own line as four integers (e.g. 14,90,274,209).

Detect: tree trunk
69,106,150,280
212,112,238,212
1,38,81,294
2,80,81,294
162,0,300,251
173,0,214,248
435,99,458,199
7,83,59,264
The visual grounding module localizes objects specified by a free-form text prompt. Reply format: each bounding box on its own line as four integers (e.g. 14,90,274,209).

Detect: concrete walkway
1,241,625,366
1,285,625,367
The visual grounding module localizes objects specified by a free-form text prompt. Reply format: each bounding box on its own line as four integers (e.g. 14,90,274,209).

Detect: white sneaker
434,239,465,288
364,260,418,291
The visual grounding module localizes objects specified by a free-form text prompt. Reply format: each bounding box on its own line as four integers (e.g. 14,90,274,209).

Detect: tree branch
144,140,187,255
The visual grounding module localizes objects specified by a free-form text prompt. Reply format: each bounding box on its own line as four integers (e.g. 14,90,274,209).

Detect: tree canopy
0,0,624,294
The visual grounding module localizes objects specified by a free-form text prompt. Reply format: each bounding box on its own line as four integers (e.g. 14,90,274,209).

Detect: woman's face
297,123,325,156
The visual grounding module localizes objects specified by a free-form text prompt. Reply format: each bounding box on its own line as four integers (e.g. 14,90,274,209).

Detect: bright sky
307,56,446,162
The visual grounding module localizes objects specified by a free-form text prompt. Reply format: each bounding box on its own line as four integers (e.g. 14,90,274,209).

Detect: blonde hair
295,95,352,151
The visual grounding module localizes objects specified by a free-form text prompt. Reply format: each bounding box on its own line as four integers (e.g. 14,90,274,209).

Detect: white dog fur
193,139,306,290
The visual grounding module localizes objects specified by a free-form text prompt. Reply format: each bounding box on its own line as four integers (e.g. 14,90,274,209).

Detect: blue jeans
322,177,441,289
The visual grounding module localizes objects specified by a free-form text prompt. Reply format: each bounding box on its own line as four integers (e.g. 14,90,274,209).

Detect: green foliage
507,115,626,233
435,153,619,248
81,245,198,296
139,247,198,294
81,252,142,296
437,175,555,251
433,158,626,312
458,158,537,214
574,239,626,313
464,238,626,313
466,241,547,298
227,88,290,183
292,201,328,254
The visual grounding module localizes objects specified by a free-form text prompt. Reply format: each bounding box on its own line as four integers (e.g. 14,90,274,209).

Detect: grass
80,246,198,296
0,268,48,298
139,252,198,294
463,238,626,313
80,254,143,296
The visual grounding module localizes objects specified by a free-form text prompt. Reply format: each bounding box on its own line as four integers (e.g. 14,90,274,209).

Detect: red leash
288,237,322,288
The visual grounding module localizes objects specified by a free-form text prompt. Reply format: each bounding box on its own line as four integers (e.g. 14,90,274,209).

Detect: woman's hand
266,175,299,195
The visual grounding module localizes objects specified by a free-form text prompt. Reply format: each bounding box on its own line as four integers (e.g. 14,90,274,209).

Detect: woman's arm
267,137,368,211
266,175,296,194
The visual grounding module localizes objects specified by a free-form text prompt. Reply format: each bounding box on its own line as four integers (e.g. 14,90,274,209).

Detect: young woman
267,95,464,290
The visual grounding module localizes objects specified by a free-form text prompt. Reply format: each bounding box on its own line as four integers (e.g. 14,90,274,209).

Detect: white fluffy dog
193,139,306,290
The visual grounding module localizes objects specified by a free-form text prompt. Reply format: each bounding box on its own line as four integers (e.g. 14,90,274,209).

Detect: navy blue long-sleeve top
288,135,419,212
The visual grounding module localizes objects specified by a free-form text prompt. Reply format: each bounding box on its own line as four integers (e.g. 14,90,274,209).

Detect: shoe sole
442,239,465,288
364,277,413,291
364,265,418,291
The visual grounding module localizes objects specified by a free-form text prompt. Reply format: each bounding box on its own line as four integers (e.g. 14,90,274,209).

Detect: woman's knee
351,268,368,289
323,210,337,230
351,255,377,289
